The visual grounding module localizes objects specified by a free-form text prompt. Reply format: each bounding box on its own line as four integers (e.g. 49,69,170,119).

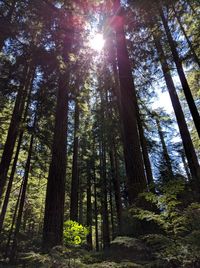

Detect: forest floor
0,236,166,268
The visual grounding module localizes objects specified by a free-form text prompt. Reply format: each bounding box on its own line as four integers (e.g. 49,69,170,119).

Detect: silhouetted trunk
0,132,23,234
0,81,32,233
155,118,174,178
10,126,35,262
70,101,80,222
100,141,110,249
4,181,22,258
172,4,200,69
109,144,122,235
109,179,115,239
78,183,83,225
153,31,200,187
180,150,191,180
93,171,99,251
159,7,200,137
137,112,154,187
0,64,34,200
113,0,147,203
42,74,69,249
86,161,92,250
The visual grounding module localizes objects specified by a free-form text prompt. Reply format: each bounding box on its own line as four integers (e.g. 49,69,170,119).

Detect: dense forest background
0,0,199,267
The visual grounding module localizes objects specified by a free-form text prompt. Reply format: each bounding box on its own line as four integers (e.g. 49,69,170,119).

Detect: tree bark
42,74,69,249
70,101,80,222
93,170,99,251
86,161,93,250
153,31,200,187
113,0,147,203
109,144,123,235
10,130,35,262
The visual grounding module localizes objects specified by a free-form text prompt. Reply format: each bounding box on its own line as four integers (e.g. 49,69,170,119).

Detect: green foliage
130,180,200,267
63,220,89,246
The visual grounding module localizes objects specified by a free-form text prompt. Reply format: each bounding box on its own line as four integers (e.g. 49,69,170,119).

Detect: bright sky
89,33,105,52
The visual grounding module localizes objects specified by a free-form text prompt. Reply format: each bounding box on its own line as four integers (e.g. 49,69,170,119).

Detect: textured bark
42,74,68,249
70,101,80,222
0,64,34,200
159,7,200,137
153,31,200,186
113,0,147,203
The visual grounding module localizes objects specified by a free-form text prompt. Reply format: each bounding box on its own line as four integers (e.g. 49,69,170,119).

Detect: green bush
63,220,89,246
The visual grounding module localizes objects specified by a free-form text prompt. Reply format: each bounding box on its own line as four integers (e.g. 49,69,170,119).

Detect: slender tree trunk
9,131,35,262
70,101,80,222
0,132,23,234
172,4,200,69
155,118,174,178
137,112,154,187
0,80,32,233
100,141,110,249
42,74,69,249
113,0,147,203
109,145,123,235
78,183,83,225
93,170,99,251
0,64,34,200
153,31,200,186
4,181,22,258
86,161,92,250
180,150,192,180
109,179,115,240
159,7,200,137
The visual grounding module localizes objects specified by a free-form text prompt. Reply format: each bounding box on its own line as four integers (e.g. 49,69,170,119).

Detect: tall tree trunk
153,31,200,187
93,170,99,251
70,101,80,222
10,115,36,261
172,4,200,69
0,132,23,234
137,112,154,187
86,161,92,250
4,181,23,258
0,81,32,234
155,117,174,178
109,179,115,239
0,64,34,200
113,0,147,203
109,144,123,235
42,74,69,249
158,6,200,137
100,141,110,249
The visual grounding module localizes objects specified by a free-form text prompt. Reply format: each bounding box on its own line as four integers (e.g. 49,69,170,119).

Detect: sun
89,33,105,52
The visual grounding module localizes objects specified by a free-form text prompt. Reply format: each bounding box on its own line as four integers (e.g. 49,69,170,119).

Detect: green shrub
63,220,89,246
